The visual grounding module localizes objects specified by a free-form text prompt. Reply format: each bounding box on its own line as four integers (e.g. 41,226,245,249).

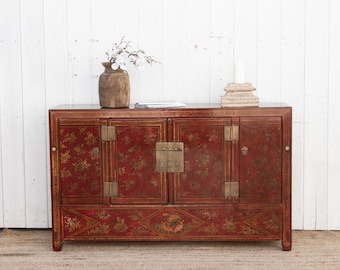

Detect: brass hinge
224,181,239,198
155,142,184,172
101,126,116,141
104,182,118,197
224,126,239,141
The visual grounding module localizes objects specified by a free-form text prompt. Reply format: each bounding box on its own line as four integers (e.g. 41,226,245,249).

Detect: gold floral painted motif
127,145,138,153
114,126,162,199
64,216,81,232
89,179,100,191
263,214,279,232
85,131,97,145
120,134,131,145
195,167,210,177
264,131,274,142
60,169,72,178
186,132,200,142
184,161,192,172
60,143,67,150
189,180,201,191
131,158,147,170
87,224,110,235
212,161,222,172
143,133,158,144
149,179,158,188
199,223,218,234
79,127,86,134
78,173,89,182
117,166,126,176
60,150,71,164
131,226,148,235
195,153,210,167
196,209,218,220
94,166,101,176
206,129,219,141
118,152,128,163
63,132,77,143
65,182,79,193
121,180,136,191
59,126,102,197
129,211,144,221
241,225,261,235
91,210,111,220
269,177,278,187
74,145,86,156
73,159,91,172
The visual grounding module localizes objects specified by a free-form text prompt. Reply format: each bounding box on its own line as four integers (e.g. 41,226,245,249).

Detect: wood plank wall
0,0,339,230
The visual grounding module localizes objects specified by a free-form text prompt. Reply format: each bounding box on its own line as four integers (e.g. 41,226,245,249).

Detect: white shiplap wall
0,0,339,230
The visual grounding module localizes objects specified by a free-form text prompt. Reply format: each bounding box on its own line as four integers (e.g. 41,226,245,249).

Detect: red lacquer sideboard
49,104,292,251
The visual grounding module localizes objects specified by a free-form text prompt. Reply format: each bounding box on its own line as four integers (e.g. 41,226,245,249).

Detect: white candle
233,62,246,84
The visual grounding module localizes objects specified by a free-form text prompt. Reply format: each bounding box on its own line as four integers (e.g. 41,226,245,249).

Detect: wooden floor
0,229,339,269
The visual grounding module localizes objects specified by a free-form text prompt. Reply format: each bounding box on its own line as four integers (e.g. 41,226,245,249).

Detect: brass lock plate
155,142,184,172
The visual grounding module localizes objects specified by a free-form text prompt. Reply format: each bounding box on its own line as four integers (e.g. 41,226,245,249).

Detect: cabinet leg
52,234,63,251
53,241,63,251
282,240,292,251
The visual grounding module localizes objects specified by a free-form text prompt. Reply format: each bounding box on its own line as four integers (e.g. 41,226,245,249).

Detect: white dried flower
106,37,158,70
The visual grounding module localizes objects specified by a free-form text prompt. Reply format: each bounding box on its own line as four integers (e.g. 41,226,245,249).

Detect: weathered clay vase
98,62,130,108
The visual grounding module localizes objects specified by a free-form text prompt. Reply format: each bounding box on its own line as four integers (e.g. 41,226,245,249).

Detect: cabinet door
172,118,232,204
57,118,104,204
239,117,282,204
108,119,168,204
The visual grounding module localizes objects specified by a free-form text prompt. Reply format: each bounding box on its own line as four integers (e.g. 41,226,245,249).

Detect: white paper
134,102,186,109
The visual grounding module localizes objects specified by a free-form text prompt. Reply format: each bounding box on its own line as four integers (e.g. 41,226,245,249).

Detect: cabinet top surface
50,103,291,111
49,103,292,119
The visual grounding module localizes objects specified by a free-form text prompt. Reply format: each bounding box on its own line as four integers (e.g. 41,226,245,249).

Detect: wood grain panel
66,0,93,104
304,0,329,230
0,0,26,227
328,0,340,230
20,0,49,228
257,0,282,102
